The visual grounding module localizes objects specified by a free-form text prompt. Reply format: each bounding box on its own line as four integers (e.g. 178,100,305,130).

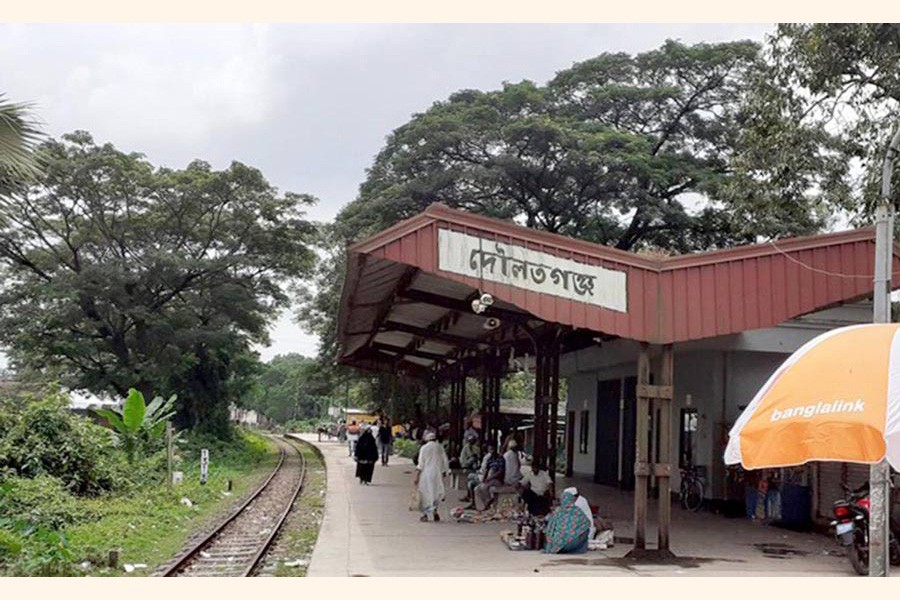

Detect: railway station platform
292,434,862,576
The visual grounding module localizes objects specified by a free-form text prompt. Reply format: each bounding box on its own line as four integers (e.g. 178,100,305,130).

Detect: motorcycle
830,482,900,575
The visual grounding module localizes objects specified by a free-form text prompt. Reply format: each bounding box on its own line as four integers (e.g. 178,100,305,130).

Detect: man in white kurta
414,431,449,522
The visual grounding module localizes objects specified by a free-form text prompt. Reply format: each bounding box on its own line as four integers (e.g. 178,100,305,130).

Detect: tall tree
0,132,317,435
302,39,850,363
769,23,900,214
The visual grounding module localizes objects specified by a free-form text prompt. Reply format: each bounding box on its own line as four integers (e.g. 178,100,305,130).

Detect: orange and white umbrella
725,323,900,470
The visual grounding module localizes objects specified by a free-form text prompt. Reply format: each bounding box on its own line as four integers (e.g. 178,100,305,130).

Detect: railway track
162,435,307,577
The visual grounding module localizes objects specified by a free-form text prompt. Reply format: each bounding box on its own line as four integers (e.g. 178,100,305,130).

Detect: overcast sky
0,23,774,363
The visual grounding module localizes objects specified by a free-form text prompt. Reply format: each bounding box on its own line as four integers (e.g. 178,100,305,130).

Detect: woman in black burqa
354,426,379,485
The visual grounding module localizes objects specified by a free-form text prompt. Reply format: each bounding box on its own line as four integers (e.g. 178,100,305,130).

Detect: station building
336,203,899,549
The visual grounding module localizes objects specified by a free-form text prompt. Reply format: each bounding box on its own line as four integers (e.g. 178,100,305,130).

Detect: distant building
230,405,266,427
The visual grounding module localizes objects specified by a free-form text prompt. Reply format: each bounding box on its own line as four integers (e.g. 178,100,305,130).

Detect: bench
449,468,467,490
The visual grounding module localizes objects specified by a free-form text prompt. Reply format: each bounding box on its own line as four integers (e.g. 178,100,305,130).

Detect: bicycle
679,465,704,512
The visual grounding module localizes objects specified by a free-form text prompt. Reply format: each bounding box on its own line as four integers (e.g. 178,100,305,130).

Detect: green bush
0,475,96,530
393,438,420,460
0,528,23,563
5,525,78,576
283,418,320,433
0,391,127,495
178,428,269,474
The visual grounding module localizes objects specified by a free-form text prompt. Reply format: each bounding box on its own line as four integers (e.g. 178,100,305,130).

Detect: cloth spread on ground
451,505,527,523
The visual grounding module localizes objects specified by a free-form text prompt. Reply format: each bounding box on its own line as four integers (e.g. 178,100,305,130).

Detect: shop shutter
846,463,870,492
816,462,844,519
816,462,875,519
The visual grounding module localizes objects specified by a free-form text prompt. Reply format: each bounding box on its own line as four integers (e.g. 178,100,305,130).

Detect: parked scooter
830,482,900,575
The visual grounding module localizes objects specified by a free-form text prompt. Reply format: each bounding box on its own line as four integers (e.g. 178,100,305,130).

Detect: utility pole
870,126,900,577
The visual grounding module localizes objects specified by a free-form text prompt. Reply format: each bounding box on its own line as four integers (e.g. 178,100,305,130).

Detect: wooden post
633,343,651,551
657,344,674,553
166,421,173,490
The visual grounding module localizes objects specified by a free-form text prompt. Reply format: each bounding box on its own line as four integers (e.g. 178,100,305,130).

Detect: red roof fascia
341,203,897,345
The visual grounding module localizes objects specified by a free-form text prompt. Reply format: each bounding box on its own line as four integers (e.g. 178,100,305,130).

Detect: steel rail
161,435,305,577
241,436,308,576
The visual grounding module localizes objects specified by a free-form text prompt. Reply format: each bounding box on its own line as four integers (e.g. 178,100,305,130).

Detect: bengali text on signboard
437,228,627,312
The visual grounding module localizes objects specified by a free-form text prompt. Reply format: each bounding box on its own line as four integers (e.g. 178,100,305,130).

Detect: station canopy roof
337,203,900,380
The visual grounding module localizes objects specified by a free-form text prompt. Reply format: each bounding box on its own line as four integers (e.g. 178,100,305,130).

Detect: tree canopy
769,24,900,214
302,38,855,365
0,132,318,435
242,353,339,424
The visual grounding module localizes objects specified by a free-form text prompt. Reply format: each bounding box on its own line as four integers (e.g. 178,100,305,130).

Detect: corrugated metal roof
337,203,900,377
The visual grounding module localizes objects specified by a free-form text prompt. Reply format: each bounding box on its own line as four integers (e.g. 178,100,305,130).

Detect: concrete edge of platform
287,433,380,577
285,433,333,576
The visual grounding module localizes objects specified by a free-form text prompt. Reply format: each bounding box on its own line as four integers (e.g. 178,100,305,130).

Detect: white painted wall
561,301,872,497
566,373,595,476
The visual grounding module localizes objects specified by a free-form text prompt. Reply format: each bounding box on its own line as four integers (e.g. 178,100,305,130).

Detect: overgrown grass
0,428,278,576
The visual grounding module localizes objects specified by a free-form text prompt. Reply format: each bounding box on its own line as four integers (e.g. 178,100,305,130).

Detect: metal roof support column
458,367,467,457
549,333,561,486
533,344,547,470
480,365,490,446
491,357,501,449
449,372,459,458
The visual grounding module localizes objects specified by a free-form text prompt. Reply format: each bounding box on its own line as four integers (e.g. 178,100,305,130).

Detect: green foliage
243,353,342,424
283,419,322,433
0,132,318,436
393,438,420,460
0,391,126,495
0,93,43,196
338,40,776,252
0,475,95,530
300,39,853,371
179,428,269,471
5,525,77,576
93,388,176,463
0,427,275,576
767,24,900,218
0,528,23,562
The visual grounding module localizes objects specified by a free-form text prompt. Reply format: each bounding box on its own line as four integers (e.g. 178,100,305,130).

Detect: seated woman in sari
543,490,591,554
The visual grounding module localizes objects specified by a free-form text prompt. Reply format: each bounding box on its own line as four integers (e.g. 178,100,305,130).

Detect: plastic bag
409,487,421,511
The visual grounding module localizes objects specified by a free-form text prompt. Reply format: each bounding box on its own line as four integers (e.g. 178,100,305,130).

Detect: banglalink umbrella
725,323,900,470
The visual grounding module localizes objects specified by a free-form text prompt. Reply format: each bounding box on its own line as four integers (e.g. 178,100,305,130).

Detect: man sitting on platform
518,458,553,516
458,433,482,502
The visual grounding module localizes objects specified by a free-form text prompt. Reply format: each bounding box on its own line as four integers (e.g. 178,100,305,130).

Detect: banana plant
92,389,177,463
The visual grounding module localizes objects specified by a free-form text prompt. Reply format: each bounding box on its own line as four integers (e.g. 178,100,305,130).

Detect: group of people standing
350,418,395,485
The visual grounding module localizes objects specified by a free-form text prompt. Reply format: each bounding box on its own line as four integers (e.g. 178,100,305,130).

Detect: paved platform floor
293,435,877,577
